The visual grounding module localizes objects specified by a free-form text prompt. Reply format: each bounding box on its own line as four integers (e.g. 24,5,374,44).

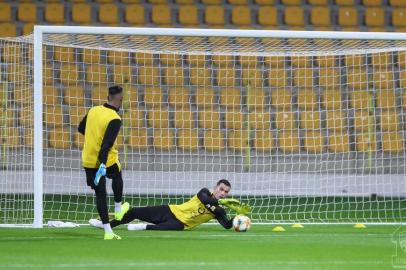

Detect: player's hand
218,198,240,207
94,163,106,186
234,203,252,215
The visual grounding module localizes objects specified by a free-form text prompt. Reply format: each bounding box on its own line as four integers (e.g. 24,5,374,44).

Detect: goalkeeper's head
107,85,123,110
213,179,231,199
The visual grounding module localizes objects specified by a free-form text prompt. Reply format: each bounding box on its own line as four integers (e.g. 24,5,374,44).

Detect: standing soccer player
78,85,129,240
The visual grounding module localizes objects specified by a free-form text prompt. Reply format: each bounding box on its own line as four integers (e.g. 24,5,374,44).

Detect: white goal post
1,25,406,227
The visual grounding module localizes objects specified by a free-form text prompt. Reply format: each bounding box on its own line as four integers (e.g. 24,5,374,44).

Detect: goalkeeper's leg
106,164,128,220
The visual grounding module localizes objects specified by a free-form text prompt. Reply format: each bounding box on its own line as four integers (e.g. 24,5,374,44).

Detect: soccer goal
1,26,406,227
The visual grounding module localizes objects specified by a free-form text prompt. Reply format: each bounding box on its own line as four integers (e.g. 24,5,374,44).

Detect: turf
0,224,402,270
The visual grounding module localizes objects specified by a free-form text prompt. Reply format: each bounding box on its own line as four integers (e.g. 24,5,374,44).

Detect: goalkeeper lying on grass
89,179,251,231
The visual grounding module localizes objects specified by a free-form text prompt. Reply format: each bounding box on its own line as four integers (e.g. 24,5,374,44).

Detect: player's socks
114,202,130,221
114,202,122,213
103,223,113,234
89,218,103,229
128,223,147,231
104,232,121,240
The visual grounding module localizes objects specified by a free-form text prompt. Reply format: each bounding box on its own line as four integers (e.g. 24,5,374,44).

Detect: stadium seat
2,45,22,63
228,130,249,152
247,88,266,110
128,128,148,150
20,108,33,127
321,91,343,112
195,88,216,108
290,56,312,68
353,110,373,132
380,110,400,132
355,132,376,152
125,5,145,25
347,68,368,90
202,0,222,4
113,65,133,84
228,0,248,4
338,7,358,27
144,87,163,108
153,129,175,151
99,4,118,24
268,69,288,87
72,4,92,24
328,132,350,153
217,68,236,87
382,132,404,153
271,89,292,110
293,69,314,88
148,109,170,129
249,110,271,130
203,130,224,151
255,0,275,5
0,23,17,37
44,3,64,23
134,52,154,66
69,106,88,127
160,53,182,66
81,48,101,64
390,0,406,6
0,109,15,127
278,131,300,153
392,9,406,27
54,47,75,62
303,131,325,153
318,68,340,89
43,86,59,106
373,69,394,90
164,67,184,86
7,65,29,83
281,0,301,4
224,110,244,130
310,7,331,27
275,111,296,130
297,89,318,110
376,90,396,109
178,6,199,26
3,127,21,148
23,129,33,148
205,6,225,26
299,111,321,130
138,66,160,85
239,56,258,69
174,109,195,129
189,66,211,86
219,88,241,109
231,6,251,27
212,55,234,67
86,64,108,84
198,110,220,129
22,23,34,35
43,64,55,86
122,108,144,128
177,129,199,151
316,56,336,68
326,111,346,132
344,54,365,67
13,87,32,107
107,51,130,65
48,128,70,149
91,84,109,106
362,0,383,5
44,106,64,127
168,88,190,108
151,5,172,25
0,3,11,23
242,69,264,88
284,6,305,27
186,54,206,67
59,63,79,86
253,130,274,152
365,8,385,27
335,0,355,5
350,90,372,110
122,87,138,109
371,52,393,68
400,70,406,89
258,7,278,27
17,3,37,23
308,0,329,4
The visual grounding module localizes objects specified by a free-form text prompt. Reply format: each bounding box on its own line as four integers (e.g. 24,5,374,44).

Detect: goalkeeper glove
219,199,252,215
218,198,241,207
94,163,106,186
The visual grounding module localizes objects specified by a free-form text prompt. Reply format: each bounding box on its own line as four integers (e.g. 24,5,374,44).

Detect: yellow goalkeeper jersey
169,195,216,230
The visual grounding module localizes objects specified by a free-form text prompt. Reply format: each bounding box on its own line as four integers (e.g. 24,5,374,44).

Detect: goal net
1,27,406,226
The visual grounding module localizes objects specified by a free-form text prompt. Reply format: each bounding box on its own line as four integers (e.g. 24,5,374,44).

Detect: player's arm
98,119,122,164
214,206,233,229
197,188,219,205
78,114,87,135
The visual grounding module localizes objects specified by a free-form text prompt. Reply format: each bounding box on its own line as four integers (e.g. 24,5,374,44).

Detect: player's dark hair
217,179,231,188
108,85,123,96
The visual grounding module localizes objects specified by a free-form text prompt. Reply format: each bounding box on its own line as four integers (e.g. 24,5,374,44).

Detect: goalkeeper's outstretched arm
215,207,233,229
196,188,233,229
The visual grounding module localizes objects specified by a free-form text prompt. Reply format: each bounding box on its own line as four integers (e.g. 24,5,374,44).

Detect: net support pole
33,26,43,228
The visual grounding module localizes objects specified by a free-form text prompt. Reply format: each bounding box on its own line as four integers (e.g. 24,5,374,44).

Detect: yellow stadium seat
153,129,175,151
347,68,368,90
138,66,160,85
23,129,33,148
310,7,331,27
353,110,373,132
278,131,300,153
303,131,325,153
224,110,244,130
43,64,54,86
81,48,101,64
255,0,275,4
20,108,33,127
59,63,79,86
160,53,182,66
220,88,241,109
268,69,287,88
164,67,184,86
275,111,296,130
198,110,220,129
335,0,355,5
7,65,29,83
86,64,108,84
91,85,109,106
189,67,211,86
290,56,312,68
392,9,406,27
217,68,236,87
242,69,264,88
316,55,336,68
293,69,314,88
125,5,145,25
402,90,406,108
174,109,195,129
239,56,258,68
72,4,92,24
177,129,199,151
144,87,163,108
22,23,34,35
328,132,350,153
203,130,224,151
281,0,301,4
69,106,88,127
151,5,172,25
365,7,385,27
350,90,372,110
44,106,64,127
148,109,170,129
228,130,249,152
2,127,20,147
113,65,133,84
380,110,400,132
249,110,271,130
355,132,376,152
300,111,321,130
297,89,317,111
99,4,118,24
176,0,195,4
202,0,222,5
247,88,266,110
14,87,32,107
382,132,404,153
376,90,396,109
186,54,206,67
18,3,37,23
338,7,358,27
45,3,64,23
318,68,340,89
308,0,329,4
371,53,393,68
122,87,138,109
43,86,59,106
128,128,148,150
0,3,11,22
326,110,346,132
258,7,278,27
344,54,365,67
123,108,144,128
400,70,406,88
107,51,130,65
271,89,291,110
212,55,234,67
228,0,248,4
363,0,383,5
253,130,273,152
168,88,190,108
231,6,251,27
195,88,215,108
54,47,75,62
390,0,406,6
0,23,17,37
284,6,304,27
372,69,394,90
205,5,225,26
0,109,15,127
2,45,22,63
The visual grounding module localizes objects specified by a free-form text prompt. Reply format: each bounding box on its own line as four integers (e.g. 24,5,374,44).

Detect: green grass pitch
0,224,402,270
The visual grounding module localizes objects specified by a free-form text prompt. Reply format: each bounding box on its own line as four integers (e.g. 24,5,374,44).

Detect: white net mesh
2,31,406,225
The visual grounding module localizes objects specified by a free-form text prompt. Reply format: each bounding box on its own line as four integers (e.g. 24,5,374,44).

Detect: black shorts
127,205,185,231
84,163,121,189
